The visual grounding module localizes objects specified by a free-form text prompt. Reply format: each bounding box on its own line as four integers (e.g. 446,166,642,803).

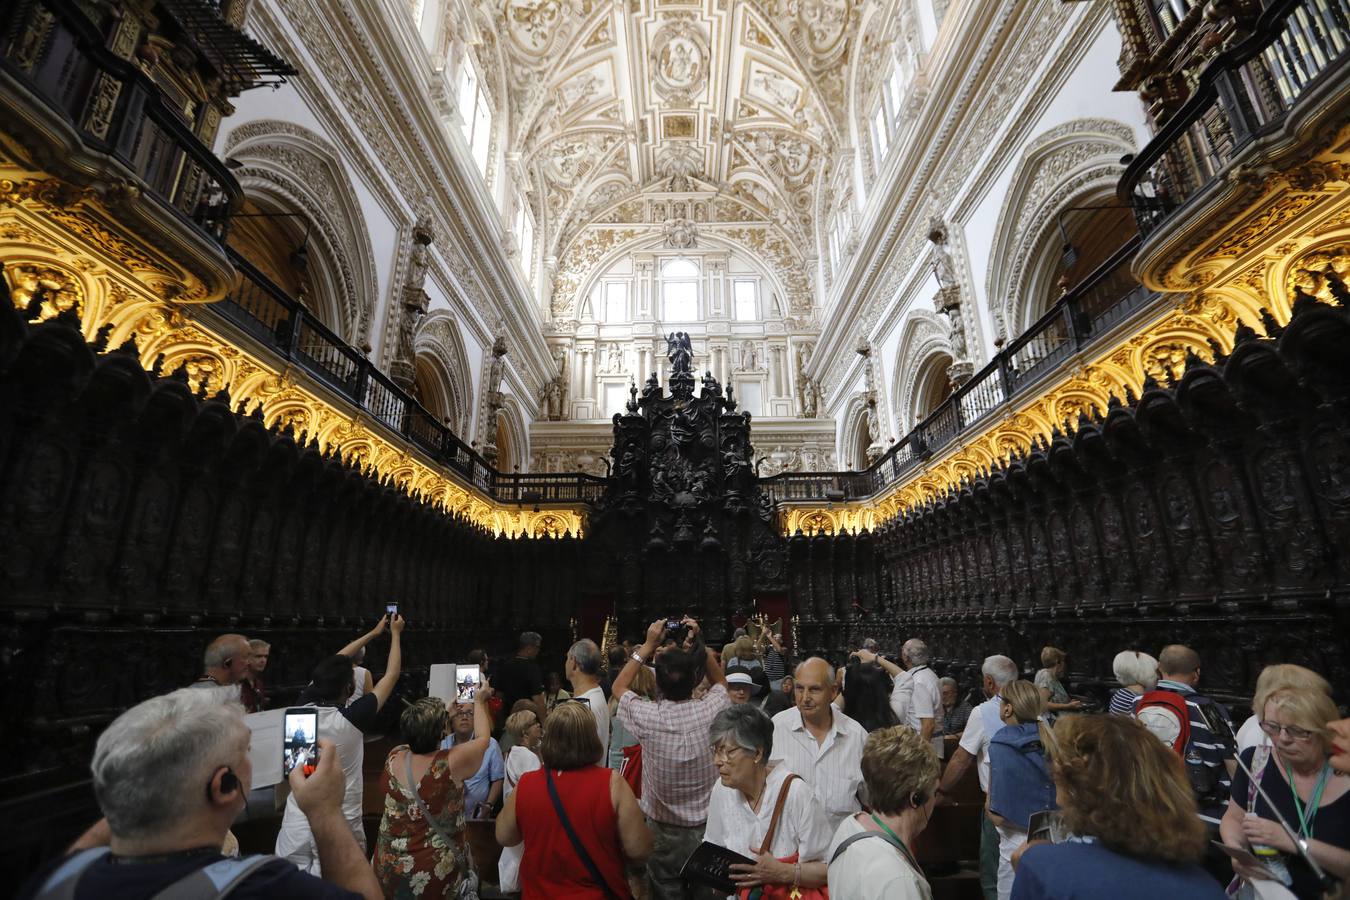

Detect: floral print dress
373,745,472,899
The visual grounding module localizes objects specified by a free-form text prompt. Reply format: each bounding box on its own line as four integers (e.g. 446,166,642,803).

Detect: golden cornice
778,288,1273,536
1,201,586,540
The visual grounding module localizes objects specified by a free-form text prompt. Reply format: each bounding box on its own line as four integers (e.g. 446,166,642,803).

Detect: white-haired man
858,638,943,757
934,654,1020,900
565,638,610,762
18,688,381,899
192,633,252,688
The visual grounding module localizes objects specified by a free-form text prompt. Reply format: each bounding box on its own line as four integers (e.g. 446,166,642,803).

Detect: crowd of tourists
17,616,1350,900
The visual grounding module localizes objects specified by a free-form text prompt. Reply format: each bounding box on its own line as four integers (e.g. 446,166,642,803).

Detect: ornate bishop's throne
581,334,787,641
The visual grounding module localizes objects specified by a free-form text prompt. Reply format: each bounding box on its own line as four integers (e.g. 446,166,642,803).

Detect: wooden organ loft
1,0,1349,881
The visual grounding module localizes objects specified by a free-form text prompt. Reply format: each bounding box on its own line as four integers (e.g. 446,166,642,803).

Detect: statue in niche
391,215,434,390
740,340,759,371
666,331,693,375
487,329,508,399
539,377,563,420
795,342,819,418
601,341,624,374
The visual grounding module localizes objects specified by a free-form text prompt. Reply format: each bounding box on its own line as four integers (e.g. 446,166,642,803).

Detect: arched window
851,412,872,471
661,258,700,321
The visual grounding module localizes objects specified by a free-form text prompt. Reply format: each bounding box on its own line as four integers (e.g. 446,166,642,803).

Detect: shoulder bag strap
544,769,623,900
757,773,800,856
31,848,110,900
1247,745,1272,813
149,855,284,900
828,828,922,875
404,750,474,879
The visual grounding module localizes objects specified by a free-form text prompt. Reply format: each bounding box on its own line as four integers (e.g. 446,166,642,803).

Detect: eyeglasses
1259,720,1316,742
711,745,749,763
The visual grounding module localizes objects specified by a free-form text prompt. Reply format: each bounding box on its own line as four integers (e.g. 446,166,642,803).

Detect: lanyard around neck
1285,761,1332,839
870,813,920,871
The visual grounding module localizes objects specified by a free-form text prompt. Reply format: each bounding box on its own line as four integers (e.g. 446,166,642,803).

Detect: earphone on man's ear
220,769,239,794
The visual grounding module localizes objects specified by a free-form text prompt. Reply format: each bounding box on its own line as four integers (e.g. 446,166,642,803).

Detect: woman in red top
497,700,652,899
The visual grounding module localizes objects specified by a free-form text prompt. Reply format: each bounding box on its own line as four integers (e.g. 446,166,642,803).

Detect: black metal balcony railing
215,250,607,504
0,0,243,239
760,239,1158,508
1119,0,1350,233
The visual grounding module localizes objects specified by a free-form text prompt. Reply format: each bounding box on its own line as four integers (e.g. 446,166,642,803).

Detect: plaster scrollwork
223,120,380,345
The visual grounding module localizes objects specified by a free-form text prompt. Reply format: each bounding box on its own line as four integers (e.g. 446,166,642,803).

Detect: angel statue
666,331,693,375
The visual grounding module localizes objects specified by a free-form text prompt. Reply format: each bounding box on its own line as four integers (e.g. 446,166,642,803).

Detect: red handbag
736,774,829,900
620,743,642,799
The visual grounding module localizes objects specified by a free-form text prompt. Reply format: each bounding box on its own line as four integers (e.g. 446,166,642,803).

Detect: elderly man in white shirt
768,658,868,832
860,639,943,758
934,653,1020,900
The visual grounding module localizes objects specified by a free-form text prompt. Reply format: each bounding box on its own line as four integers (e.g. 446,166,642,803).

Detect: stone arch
985,119,1137,341
839,393,875,471
413,311,473,437
493,395,529,473
222,120,380,345
890,310,954,434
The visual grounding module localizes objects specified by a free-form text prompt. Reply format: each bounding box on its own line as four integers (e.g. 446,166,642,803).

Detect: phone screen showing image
455,665,480,704
283,708,319,778
385,602,398,617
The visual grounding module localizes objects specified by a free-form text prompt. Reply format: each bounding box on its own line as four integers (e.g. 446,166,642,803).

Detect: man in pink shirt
613,616,729,900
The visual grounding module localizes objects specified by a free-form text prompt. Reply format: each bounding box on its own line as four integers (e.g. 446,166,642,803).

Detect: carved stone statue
601,342,624,374
666,331,693,375
740,340,759,371
928,215,959,292
390,216,435,391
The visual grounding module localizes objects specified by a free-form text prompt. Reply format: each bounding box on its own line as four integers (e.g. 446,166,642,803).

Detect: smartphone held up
283,708,319,778
456,665,480,704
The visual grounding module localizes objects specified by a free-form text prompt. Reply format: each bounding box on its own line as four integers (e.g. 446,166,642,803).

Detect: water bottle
1245,812,1293,886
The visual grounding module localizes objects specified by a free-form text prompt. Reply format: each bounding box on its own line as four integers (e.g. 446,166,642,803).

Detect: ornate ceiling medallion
506,0,569,58
650,17,710,104
795,0,854,61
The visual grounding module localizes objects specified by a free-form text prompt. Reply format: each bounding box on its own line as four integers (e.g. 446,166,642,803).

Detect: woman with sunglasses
1220,686,1350,897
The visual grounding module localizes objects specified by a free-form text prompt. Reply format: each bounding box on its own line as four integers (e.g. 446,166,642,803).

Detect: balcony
760,239,1159,509
0,0,257,301
1119,0,1350,293
213,251,607,505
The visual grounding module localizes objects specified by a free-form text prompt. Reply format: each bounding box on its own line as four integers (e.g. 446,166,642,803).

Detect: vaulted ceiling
459,0,889,326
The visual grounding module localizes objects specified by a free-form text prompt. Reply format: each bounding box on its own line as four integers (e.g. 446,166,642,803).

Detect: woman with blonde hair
1013,714,1225,897
373,686,494,898
1234,663,1333,753
1108,649,1159,715
986,680,1055,900
727,634,762,671
498,708,544,893
827,725,941,899
497,700,651,898
1034,646,1082,719
1220,684,1350,897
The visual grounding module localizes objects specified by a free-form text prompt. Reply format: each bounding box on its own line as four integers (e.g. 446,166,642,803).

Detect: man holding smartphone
275,614,406,874
18,689,382,899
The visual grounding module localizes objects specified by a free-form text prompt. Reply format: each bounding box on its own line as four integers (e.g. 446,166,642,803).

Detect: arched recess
494,396,528,473
413,311,473,437
222,120,380,345
890,310,955,434
839,393,875,472
985,119,1137,341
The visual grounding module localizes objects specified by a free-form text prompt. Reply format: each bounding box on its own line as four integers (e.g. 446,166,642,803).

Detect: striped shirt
769,707,868,832
1132,679,1235,824
763,647,787,681
1108,687,1140,716
617,683,730,826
